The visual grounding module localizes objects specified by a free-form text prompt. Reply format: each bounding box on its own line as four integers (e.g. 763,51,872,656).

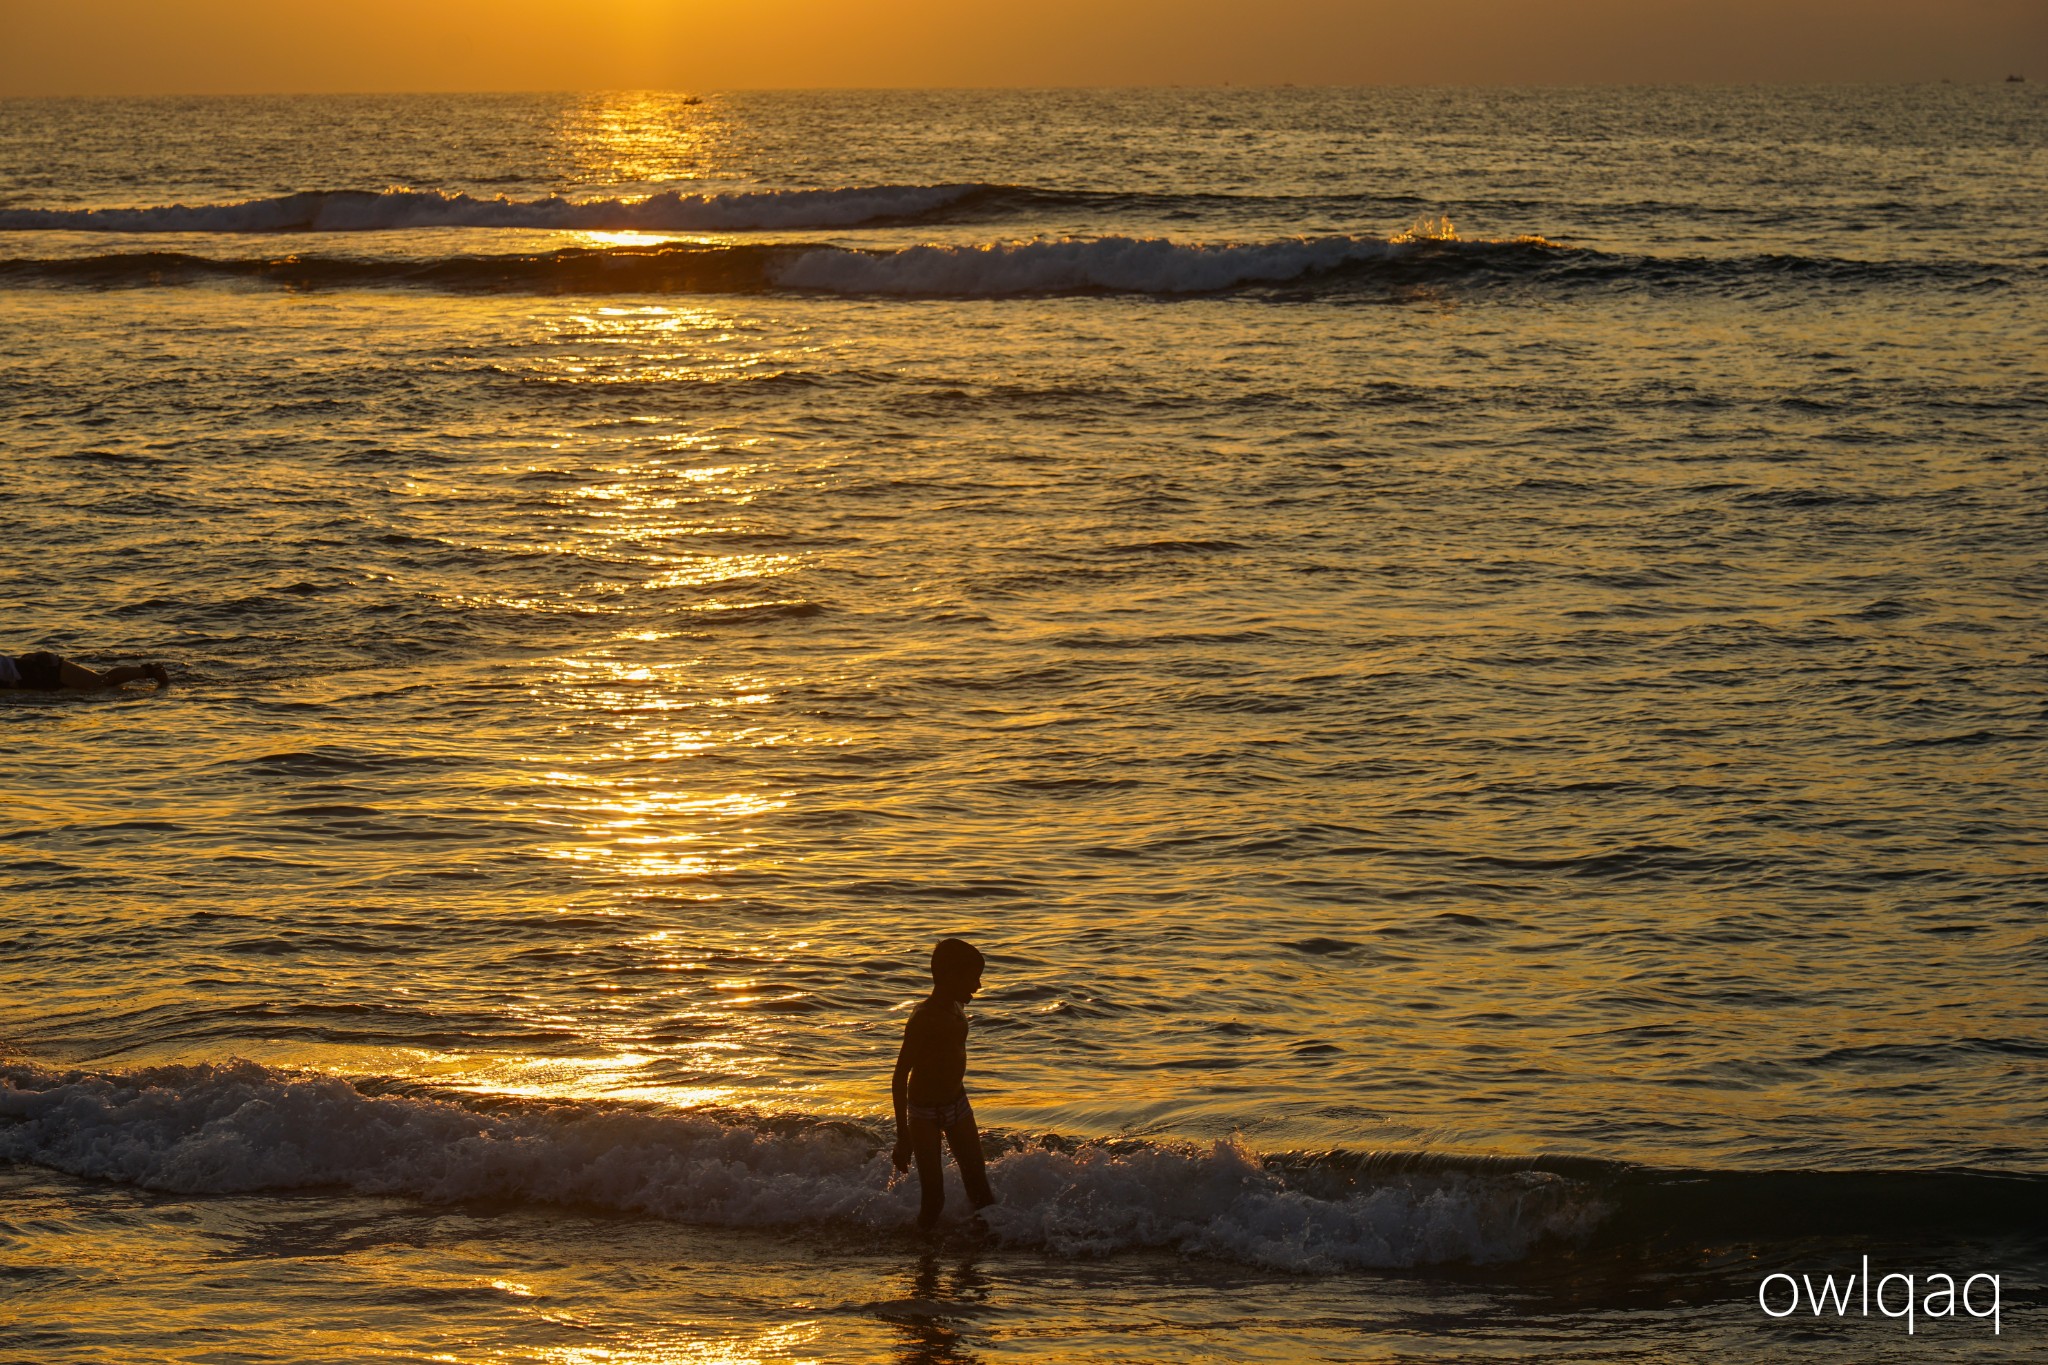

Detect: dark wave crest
0,184,1003,234
0,183,1441,235
0,234,1547,298
0,234,2020,300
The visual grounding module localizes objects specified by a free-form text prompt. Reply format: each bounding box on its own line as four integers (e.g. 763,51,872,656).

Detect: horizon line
0,77,2030,100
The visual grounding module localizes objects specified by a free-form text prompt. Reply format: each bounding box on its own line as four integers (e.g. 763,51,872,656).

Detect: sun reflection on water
529,646,797,881
434,291,859,1117
530,305,822,389
639,554,797,591
537,784,786,882
552,92,735,191
528,1320,828,1365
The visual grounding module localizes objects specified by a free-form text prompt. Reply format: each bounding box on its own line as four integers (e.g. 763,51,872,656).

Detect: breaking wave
7,1060,2045,1275
0,1059,1598,1271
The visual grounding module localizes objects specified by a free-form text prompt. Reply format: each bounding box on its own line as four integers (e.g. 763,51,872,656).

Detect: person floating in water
0,650,169,692
891,936,995,1230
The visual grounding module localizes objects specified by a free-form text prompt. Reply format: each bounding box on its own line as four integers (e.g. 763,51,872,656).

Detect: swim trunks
907,1093,974,1129
12,652,61,690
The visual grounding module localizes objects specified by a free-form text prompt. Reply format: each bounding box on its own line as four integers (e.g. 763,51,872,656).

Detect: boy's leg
943,1115,994,1210
909,1115,946,1228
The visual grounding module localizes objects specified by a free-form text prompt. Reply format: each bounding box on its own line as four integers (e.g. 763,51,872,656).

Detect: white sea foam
0,1061,1597,1270
0,185,984,234
772,235,1402,296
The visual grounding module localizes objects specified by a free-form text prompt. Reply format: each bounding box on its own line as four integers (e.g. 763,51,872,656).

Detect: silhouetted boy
891,937,994,1229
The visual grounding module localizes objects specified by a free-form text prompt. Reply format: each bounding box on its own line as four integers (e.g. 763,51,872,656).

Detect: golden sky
1,0,2041,93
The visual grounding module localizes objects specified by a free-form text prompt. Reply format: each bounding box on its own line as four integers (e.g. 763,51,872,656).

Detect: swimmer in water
0,650,169,692
890,937,995,1230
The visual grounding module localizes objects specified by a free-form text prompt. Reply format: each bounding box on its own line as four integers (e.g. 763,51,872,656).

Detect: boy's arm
892,1029,914,1127
889,1019,918,1169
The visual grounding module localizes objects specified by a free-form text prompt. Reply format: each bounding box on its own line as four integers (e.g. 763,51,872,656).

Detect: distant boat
2007,74,2025,83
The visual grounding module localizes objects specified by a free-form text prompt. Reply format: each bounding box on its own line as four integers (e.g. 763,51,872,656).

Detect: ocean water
2,86,2044,1362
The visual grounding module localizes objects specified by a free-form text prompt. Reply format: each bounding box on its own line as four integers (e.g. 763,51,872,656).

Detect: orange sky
1,0,2041,93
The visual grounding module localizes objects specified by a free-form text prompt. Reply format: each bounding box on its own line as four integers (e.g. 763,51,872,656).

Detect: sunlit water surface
2,87,2044,1362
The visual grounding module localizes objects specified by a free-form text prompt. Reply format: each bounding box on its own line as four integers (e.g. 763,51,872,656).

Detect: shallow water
2,86,2045,1360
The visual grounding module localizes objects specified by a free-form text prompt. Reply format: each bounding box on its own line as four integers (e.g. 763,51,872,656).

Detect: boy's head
930,937,985,1001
